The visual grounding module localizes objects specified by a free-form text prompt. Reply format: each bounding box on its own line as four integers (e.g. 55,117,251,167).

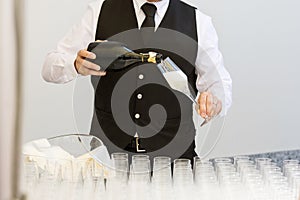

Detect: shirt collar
134,0,169,18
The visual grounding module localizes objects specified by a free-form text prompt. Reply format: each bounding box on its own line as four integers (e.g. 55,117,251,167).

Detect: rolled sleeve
195,10,232,116
42,0,103,83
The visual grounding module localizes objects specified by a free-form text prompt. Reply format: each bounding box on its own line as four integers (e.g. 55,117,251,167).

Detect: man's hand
197,92,222,120
74,49,106,76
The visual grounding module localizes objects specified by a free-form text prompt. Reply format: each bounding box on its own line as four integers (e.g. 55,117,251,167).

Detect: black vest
90,0,199,159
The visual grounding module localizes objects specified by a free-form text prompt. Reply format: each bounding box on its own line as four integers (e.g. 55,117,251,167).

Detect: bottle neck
140,53,151,63
121,52,162,64
140,52,161,63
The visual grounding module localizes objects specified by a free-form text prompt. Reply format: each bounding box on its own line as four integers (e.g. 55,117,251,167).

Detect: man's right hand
74,49,106,76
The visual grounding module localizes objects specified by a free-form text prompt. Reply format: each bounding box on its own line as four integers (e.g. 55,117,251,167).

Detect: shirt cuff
65,54,81,80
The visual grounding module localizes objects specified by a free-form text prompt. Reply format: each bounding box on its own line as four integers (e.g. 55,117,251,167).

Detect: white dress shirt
42,0,232,115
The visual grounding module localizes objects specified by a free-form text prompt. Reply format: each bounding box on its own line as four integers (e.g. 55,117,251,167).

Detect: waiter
42,0,232,160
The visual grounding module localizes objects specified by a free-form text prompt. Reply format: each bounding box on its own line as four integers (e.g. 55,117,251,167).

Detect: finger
210,98,222,118
198,92,209,118
206,93,213,117
212,97,222,116
209,96,219,117
75,58,85,74
81,59,101,71
76,61,95,76
210,102,217,117
77,56,101,71
96,40,108,42
88,69,106,76
78,49,96,59
79,66,106,76
77,65,88,76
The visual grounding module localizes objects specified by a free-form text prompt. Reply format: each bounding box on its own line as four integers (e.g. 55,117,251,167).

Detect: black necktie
141,3,157,29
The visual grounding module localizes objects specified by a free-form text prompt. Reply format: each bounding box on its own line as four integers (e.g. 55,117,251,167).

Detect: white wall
22,0,91,141
22,0,300,158
192,0,300,157
0,0,17,198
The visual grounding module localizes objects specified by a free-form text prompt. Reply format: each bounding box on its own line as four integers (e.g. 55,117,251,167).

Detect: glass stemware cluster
23,154,300,200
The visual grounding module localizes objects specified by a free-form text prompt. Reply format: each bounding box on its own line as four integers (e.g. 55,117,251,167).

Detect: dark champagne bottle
87,41,163,71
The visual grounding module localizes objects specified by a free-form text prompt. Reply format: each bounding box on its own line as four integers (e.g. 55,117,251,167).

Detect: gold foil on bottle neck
140,52,158,63
148,52,158,63
148,57,156,63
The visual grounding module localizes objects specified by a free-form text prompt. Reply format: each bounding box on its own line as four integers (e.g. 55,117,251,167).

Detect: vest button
137,93,143,99
135,113,140,119
138,74,144,80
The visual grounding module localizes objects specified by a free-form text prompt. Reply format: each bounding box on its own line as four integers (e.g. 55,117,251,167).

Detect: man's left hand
197,92,222,120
